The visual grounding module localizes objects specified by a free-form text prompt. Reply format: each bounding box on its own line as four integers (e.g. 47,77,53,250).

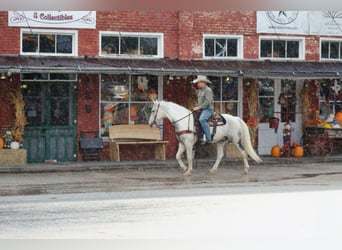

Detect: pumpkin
271,145,281,157
335,112,342,123
293,145,304,158
0,137,3,149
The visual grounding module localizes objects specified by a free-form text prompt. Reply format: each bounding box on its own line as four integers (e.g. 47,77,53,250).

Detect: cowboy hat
192,75,211,84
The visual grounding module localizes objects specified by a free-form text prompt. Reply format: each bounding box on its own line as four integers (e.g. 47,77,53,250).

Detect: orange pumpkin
271,145,281,157
335,112,342,123
293,145,304,158
0,137,3,149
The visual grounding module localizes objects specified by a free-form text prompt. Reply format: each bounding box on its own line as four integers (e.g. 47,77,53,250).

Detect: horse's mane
161,100,191,114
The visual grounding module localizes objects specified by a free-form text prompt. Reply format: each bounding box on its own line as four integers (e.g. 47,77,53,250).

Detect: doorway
22,80,77,163
258,79,303,155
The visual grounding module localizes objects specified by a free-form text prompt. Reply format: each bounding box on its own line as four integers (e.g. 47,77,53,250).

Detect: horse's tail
238,118,262,164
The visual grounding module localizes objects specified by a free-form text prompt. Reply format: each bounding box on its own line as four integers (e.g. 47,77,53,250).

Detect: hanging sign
8,11,96,29
257,11,342,36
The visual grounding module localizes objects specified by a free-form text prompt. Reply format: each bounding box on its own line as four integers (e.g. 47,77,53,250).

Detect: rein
152,102,195,136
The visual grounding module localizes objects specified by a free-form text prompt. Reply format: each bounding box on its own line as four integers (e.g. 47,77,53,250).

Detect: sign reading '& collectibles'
8,11,96,29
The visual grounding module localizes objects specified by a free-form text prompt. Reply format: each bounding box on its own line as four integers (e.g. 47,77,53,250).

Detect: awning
1,55,342,78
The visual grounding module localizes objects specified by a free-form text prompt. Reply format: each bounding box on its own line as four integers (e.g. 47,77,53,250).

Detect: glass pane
227,39,238,57
330,42,339,59
101,103,129,136
101,36,119,55
22,83,45,126
208,76,221,101
140,37,158,55
280,79,297,122
130,103,152,124
57,35,72,54
51,83,70,97
258,79,274,97
22,33,38,53
51,97,70,126
273,40,286,58
101,74,129,102
131,75,158,102
321,41,329,58
287,41,299,58
222,77,238,101
21,73,49,80
204,39,214,56
222,102,238,116
40,34,55,53
258,79,275,123
50,73,77,81
121,37,138,54
260,40,272,57
215,39,227,57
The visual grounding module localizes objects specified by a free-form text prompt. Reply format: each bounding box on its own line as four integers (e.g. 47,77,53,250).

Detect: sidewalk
1,155,342,174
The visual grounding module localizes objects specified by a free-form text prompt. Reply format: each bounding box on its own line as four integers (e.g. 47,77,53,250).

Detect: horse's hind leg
233,142,250,174
176,142,188,172
208,142,226,174
184,143,194,176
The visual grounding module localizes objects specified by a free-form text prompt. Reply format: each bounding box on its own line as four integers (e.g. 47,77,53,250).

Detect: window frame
320,38,342,61
203,34,244,59
20,28,78,56
99,31,164,58
259,36,305,60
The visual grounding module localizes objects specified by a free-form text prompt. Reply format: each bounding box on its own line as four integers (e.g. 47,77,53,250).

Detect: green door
23,82,77,163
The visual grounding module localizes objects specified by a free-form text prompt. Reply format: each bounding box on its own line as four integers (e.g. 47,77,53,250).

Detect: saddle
194,112,227,141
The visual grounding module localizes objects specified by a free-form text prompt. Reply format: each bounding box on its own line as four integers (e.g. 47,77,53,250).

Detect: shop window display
209,76,239,116
100,74,158,137
258,79,275,123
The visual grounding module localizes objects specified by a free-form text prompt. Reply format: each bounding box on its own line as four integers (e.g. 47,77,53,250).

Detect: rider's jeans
199,108,214,141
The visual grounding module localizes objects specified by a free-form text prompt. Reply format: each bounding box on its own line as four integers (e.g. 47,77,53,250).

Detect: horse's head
148,99,163,127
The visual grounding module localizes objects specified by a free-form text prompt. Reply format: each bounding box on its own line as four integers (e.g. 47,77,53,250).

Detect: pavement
1,154,342,174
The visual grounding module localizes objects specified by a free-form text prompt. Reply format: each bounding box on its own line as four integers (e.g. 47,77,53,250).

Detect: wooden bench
108,124,168,161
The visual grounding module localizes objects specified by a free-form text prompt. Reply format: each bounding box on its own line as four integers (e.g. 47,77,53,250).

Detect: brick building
0,11,342,163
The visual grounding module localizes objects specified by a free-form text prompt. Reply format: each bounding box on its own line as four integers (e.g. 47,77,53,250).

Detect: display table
0,149,27,165
303,127,342,156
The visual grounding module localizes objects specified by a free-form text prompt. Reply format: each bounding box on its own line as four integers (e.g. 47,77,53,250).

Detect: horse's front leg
176,142,188,172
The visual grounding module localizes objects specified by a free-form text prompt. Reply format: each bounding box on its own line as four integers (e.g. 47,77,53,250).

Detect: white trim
203,34,244,59
99,31,164,58
259,35,305,60
20,28,78,56
319,37,342,61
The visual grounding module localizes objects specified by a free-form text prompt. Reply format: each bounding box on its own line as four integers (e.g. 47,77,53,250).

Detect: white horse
148,100,262,176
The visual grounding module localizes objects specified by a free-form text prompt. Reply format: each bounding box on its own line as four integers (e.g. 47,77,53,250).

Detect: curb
1,155,342,174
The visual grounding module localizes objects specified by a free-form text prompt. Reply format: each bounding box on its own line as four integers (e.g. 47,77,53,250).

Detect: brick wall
0,11,331,59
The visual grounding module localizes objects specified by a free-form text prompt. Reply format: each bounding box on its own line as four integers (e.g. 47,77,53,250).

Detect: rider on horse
192,75,214,143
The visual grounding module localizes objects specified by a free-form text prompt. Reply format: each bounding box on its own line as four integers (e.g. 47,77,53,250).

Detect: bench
79,131,103,161
108,124,168,161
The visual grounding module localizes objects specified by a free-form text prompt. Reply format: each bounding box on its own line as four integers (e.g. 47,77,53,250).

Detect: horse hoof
243,169,249,175
184,171,191,176
208,169,217,174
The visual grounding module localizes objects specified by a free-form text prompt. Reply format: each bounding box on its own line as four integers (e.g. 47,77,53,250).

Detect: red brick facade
0,11,341,161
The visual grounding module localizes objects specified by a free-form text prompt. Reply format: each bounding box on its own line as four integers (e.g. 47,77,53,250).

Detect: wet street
0,161,342,248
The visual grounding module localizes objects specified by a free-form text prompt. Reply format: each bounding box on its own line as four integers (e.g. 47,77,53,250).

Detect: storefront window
258,79,275,123
260,37,303,59
21,29,77,56
100,74,159,137
203,35,243,59
100,32,163,57
209,76,239,116
321,39,342,60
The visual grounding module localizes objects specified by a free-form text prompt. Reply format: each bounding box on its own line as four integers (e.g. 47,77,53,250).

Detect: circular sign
267,11,299,25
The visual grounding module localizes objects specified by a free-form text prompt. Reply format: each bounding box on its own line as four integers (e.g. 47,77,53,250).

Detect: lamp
0,73,6,80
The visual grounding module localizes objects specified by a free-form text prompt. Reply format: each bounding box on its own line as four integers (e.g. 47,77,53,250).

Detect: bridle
151,102,196,137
